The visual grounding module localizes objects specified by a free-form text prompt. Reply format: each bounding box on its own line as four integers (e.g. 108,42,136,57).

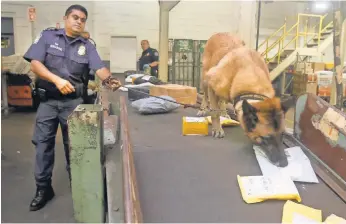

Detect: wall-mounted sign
28,7,36,22
1,37,10,48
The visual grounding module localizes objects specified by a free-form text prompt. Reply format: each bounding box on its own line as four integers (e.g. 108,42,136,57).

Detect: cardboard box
182,117,208,136
312,62,325,72
318,85,331,96
304,68,314,74
296,62,312,73
150,84,197,105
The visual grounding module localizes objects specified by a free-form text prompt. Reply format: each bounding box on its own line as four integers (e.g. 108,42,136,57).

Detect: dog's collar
233,93,269,107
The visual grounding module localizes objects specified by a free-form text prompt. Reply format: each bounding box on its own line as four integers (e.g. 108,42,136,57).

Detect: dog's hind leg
208,88,225,138
219,100,231,119
197,84,209,116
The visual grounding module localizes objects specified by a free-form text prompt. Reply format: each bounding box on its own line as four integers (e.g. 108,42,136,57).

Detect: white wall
92,1,159,61
1,0,333,62
93,1,257,60
1,1,93,55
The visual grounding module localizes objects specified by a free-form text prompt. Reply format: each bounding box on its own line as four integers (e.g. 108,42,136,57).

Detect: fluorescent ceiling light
314,2,328,10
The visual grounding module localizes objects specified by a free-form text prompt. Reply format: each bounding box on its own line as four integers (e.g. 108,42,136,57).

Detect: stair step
268,61,278,70
313,37,326,41
281,49,295,56
307,43,318,47
321,31,332,35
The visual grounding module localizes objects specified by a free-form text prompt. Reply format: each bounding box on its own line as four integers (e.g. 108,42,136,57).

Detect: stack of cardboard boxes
292,62,325,96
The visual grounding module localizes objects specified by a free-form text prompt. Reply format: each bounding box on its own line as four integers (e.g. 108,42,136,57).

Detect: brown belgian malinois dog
198,32,294,167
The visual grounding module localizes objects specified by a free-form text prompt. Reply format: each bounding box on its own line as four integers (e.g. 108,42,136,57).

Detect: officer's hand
102,76,122,92
109,79,122,91
55,78,75,95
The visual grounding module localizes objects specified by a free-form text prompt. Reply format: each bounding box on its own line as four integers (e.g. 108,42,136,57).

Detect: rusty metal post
120,96,143,223
68,104,105,223
331,1,345,109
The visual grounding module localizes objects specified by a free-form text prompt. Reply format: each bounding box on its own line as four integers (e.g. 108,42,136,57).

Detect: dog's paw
212,128,225,138
197,109,208,117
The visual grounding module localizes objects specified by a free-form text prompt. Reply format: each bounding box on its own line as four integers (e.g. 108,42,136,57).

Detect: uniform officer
23,4,121,211
138,40,159,77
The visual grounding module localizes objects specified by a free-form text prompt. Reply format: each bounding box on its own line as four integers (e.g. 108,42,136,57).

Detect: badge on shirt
33,33,42,44
78,45,86,56
146,53,150,56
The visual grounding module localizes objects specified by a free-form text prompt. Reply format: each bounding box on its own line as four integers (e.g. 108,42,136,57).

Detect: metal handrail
259,12,333,64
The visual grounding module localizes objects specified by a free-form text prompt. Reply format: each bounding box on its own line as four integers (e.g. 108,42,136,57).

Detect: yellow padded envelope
325,214,346,224
282,200,322,223
237,175,301,204
206,116,240,127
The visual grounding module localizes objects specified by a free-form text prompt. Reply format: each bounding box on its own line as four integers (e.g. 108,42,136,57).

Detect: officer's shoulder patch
33,32,43,44
154,51,159,56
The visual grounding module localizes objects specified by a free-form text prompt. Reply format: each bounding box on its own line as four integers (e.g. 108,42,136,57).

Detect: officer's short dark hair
65,4,88,19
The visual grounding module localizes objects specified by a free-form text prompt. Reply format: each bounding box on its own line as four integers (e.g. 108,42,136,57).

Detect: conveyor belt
124,94,346,223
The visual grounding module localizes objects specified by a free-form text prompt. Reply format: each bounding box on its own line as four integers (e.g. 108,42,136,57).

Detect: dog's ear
281,96,296,114
242,100,258,131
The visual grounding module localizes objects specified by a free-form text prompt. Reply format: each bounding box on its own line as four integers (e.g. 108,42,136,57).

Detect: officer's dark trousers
32,97,83,187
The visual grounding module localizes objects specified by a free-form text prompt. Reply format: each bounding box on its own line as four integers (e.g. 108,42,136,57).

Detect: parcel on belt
237,175,301,204
324,214,346,224
206,116,240,127
182,117,209,136
149,84,197,105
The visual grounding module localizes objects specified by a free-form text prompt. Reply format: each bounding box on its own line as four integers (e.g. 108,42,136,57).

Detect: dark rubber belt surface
125,94,346,223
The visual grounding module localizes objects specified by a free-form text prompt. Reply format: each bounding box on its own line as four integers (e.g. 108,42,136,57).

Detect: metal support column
255,0,262,51
158,0,180,82
281,72,287,95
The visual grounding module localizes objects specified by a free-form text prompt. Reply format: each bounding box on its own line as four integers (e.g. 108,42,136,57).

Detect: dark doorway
1,17,15,56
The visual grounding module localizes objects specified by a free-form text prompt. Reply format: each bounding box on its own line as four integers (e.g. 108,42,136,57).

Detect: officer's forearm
95,67,113,81
150,61,159,67
31,60,61,85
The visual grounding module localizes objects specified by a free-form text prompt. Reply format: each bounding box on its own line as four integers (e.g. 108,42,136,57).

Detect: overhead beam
158,0,180,11
158,0,180,82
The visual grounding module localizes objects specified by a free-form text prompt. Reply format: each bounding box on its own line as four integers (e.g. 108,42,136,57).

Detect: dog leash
118,85,238,119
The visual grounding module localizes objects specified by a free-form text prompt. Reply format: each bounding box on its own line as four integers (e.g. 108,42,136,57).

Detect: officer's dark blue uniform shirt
23,28,105,92
139,47,159,72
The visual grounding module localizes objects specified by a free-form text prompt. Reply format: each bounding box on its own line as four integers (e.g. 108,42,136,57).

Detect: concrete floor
1,109,75,223
1,94,345,223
